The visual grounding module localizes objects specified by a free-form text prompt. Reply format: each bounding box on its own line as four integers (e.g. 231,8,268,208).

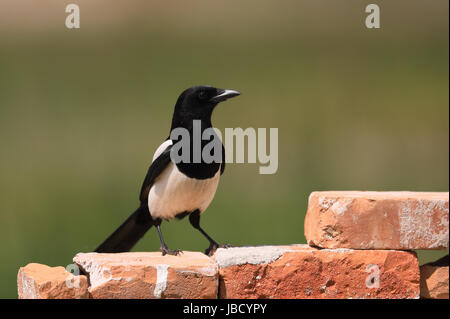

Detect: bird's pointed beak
209,89,241,103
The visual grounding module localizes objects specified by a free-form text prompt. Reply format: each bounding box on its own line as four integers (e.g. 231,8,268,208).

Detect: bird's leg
189,210,232,256
154,219,182,256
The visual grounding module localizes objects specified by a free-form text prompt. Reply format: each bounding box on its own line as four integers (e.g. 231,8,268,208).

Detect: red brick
214,245,420,299
17,263,89,299
305,191,449,250
73,251,218,299
420,255,449,299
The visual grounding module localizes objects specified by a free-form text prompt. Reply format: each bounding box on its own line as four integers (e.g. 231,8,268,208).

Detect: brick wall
17,191,449,299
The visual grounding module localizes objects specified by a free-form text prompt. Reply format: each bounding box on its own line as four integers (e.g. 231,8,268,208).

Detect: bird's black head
171,85,240,129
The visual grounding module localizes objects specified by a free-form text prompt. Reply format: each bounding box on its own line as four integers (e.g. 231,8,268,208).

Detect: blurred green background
0,0,448,298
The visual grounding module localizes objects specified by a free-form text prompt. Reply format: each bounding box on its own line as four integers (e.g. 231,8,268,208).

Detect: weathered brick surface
214,245,420,299
420,255,449,299
304,191,449,250
17,263,89,299
73,251,218,299
21,190,447,299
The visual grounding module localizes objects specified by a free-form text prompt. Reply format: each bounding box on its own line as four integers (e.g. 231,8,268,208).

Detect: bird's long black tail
95,205,154,253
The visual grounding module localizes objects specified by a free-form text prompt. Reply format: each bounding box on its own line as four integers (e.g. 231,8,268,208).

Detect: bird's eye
198,91,208,101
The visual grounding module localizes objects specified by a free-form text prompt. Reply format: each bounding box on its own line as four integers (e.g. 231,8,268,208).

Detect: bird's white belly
148,162,220,220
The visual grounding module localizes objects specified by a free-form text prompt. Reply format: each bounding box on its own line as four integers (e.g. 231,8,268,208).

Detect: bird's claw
205,243,233,256
160,247,183,256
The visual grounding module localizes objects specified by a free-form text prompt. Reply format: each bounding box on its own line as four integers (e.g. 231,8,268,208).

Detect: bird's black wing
220,144,225,175
139,143,173,203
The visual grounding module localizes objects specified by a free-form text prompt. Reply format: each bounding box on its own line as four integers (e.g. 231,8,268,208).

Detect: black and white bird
95,86,240,256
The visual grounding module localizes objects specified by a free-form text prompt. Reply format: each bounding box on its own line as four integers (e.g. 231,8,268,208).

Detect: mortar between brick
213,245,302,268
153,264,169,298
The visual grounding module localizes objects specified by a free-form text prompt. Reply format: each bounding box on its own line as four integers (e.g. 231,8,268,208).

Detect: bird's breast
148,162,221,220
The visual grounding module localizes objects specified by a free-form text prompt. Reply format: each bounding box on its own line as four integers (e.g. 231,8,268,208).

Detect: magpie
95,86,240,256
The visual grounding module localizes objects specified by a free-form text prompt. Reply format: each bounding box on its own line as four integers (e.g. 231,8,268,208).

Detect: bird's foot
160,246,183,256
205,243,233,256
